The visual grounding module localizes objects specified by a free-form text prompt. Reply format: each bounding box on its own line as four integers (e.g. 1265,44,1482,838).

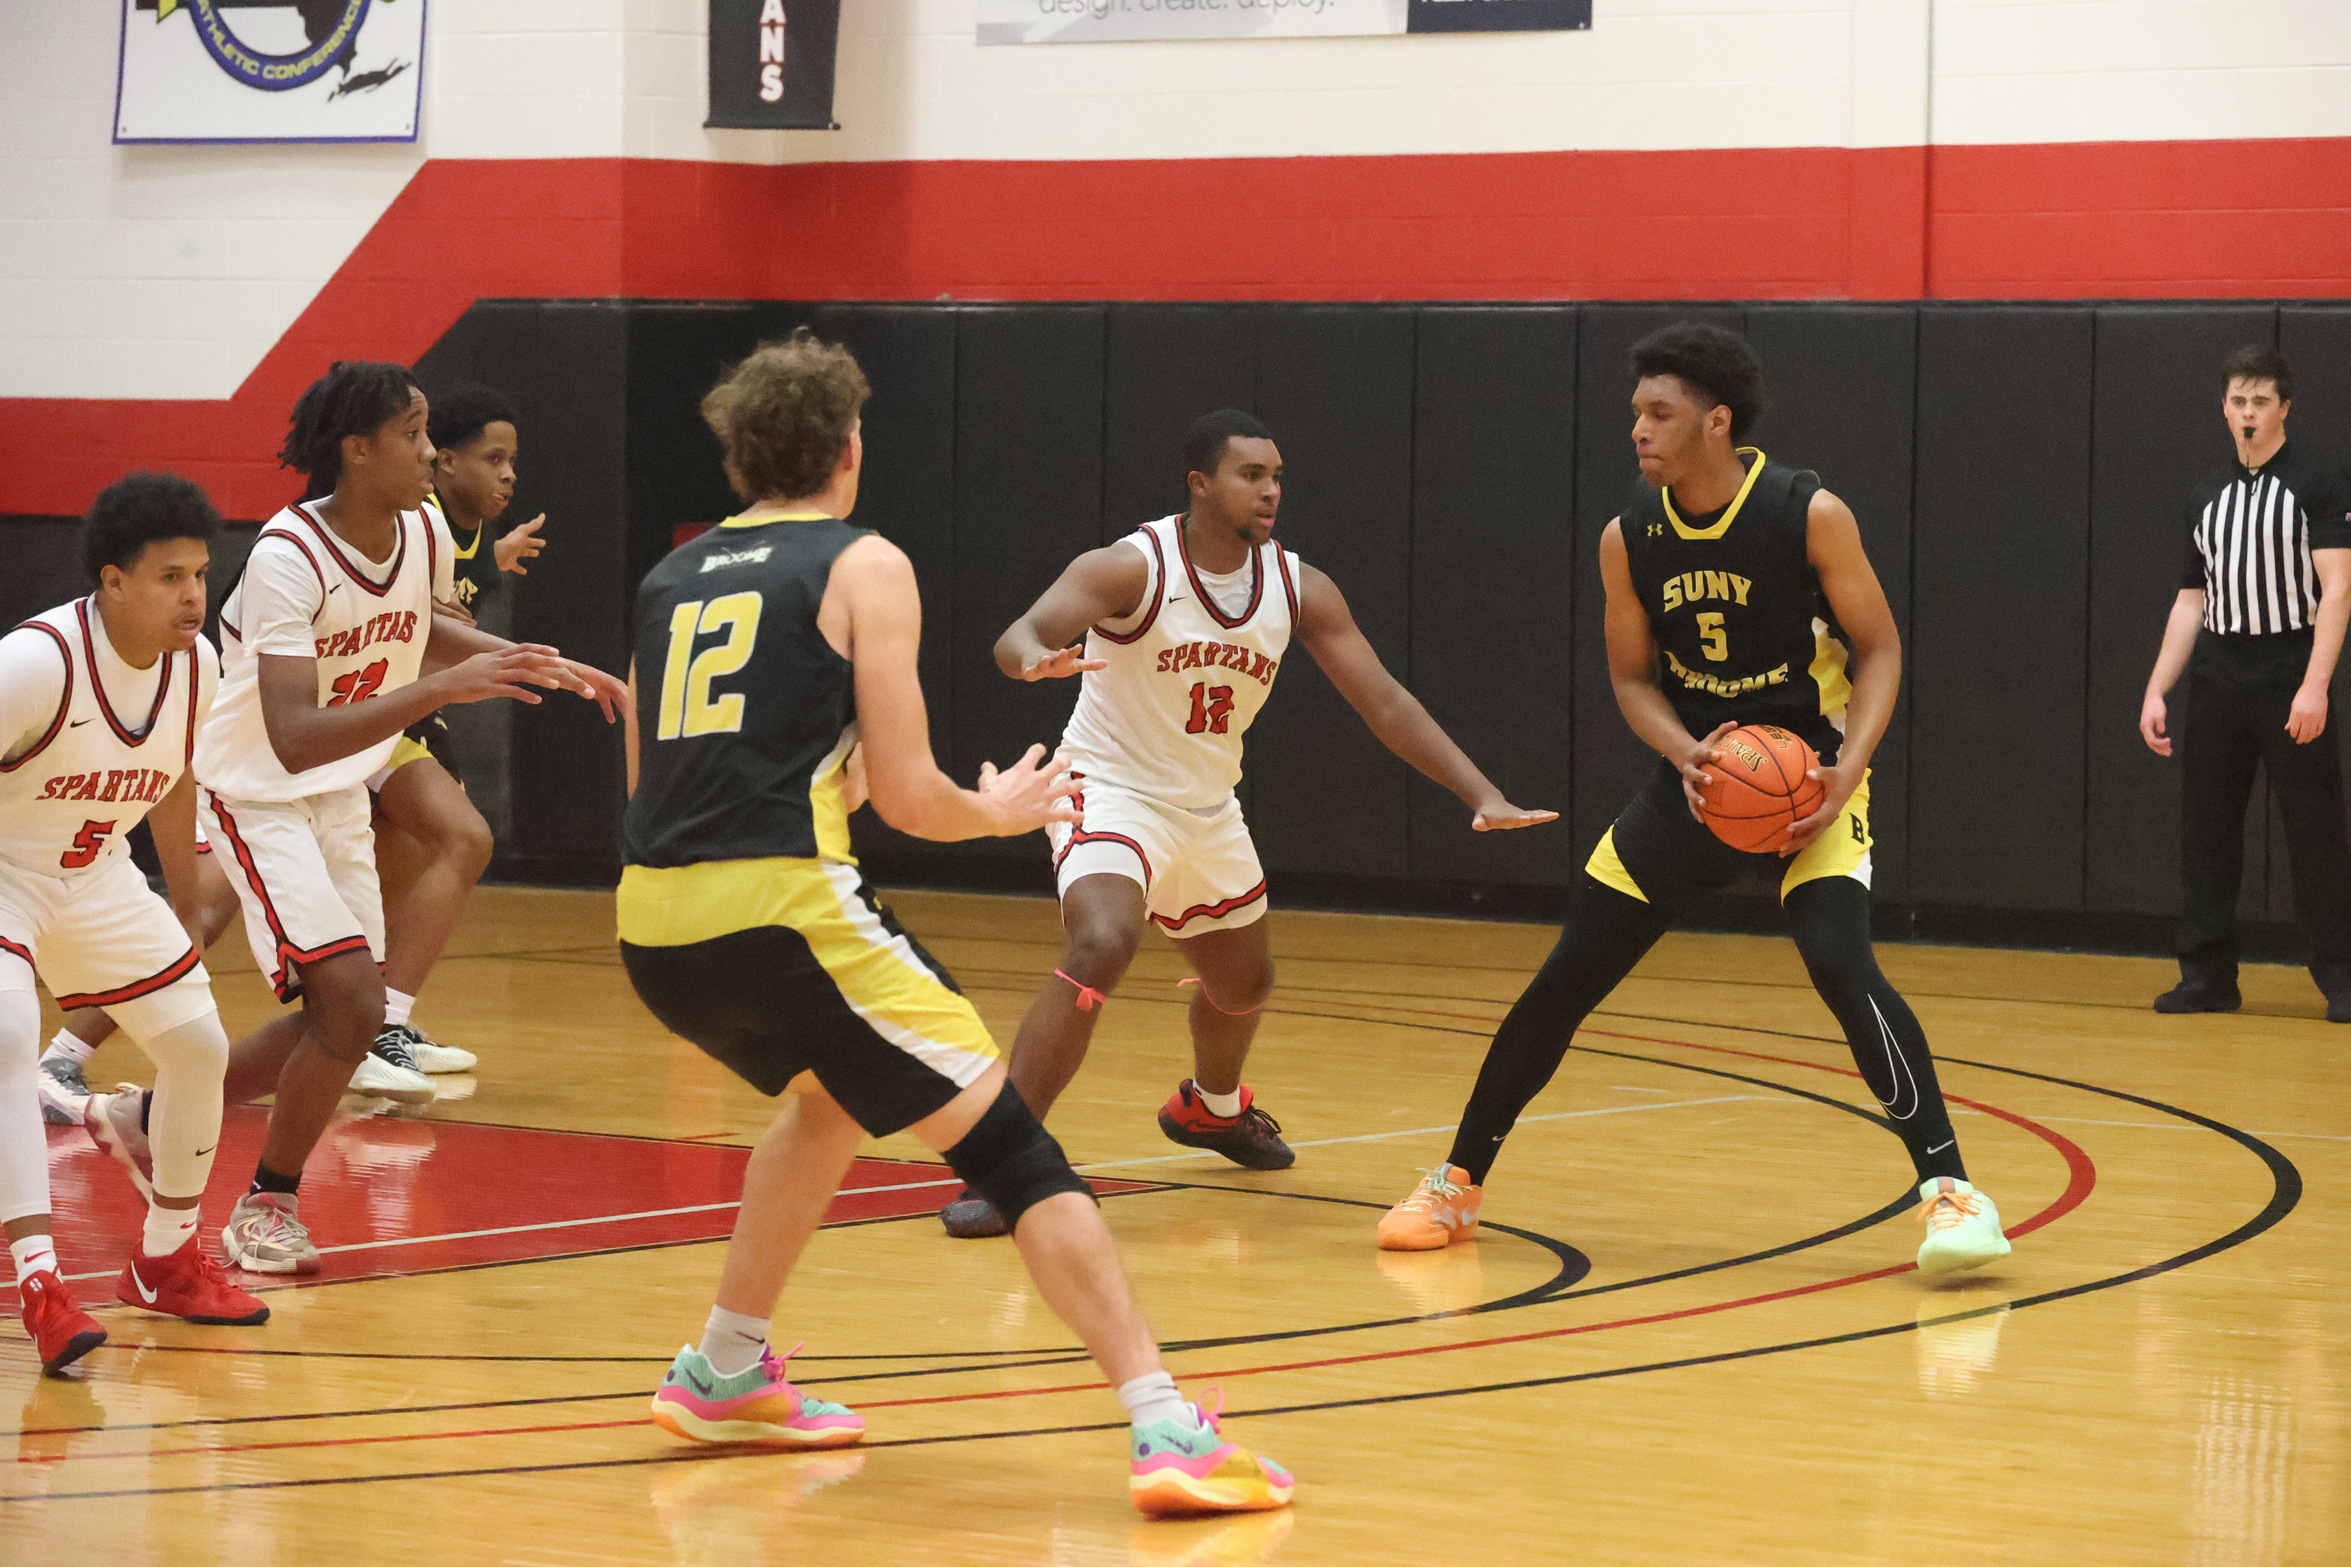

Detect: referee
2140,345,2351,1020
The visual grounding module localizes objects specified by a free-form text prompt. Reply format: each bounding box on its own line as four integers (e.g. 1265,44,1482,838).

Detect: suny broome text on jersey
1618,449,1853,759
1060,516,1301,811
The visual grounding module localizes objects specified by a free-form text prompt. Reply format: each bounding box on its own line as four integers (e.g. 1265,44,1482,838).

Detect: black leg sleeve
1784,876,1966,1185
1444,874,1672,1184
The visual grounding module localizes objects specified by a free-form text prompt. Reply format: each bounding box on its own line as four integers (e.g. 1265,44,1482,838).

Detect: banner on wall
707,0,842,130
114,0,426,144
978,0,1590,45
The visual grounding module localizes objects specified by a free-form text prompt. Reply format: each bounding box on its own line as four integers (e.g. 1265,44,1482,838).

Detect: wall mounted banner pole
977,0,1590,45
707,0,840,129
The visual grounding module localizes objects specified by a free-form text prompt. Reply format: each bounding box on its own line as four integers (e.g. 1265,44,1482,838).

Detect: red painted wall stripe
3,138,2347,519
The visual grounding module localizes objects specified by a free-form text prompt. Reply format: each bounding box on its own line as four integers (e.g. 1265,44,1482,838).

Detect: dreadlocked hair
280,360,423,500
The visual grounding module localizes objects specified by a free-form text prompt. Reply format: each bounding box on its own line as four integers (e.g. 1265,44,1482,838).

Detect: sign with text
114,0,426,144
707,0,841,130
978,0,1589,45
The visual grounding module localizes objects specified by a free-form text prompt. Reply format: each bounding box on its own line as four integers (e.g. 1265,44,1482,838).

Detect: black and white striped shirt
2183,440,2351,635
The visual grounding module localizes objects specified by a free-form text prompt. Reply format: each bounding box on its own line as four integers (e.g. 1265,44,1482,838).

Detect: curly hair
427,382,521,453
280,360,424,500
1629,323,1767,444
2221,343,2293,402
702,331,871,505
83,471,222,583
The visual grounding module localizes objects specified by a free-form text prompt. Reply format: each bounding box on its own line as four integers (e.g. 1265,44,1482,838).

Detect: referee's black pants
2177,628,2351,987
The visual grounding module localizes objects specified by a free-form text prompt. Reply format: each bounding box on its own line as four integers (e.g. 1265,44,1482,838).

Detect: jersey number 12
657,593,764,740
1185,682,1235,736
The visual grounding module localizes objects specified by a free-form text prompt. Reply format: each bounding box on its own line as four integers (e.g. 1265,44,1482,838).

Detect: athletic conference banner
978,0,1590,44
114,0,425,144
706,0,842,130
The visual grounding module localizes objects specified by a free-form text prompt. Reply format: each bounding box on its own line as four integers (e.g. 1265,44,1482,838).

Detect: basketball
1697,724,1825,852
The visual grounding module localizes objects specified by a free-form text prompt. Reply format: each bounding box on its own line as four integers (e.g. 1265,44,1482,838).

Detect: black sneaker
939,1188,1010,1239
1156,1080,1295,1171
2152,981,2241,1014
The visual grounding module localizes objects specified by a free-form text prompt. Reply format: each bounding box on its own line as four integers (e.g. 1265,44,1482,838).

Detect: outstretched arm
840,536,1078,840
993,544,1148,682
1782,488,1898,853
423,612,626,721
1293,563,1555,832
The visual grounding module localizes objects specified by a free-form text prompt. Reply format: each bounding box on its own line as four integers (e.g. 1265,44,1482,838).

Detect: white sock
384,989,416,1030
142,1203,201,1259
699,1304,771,1377
1197,1085,1244,1119
1116,1370,1192,1429
10,1233,58,1284
43,1027,95,1067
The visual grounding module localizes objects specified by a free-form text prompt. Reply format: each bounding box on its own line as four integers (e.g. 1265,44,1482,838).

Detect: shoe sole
118,1292,272,1326
650,1399,865,1447
1129,1470,1294,1517
414,1053,478,1074
1917,1237,2013,1278
347,1077,438,1106
40,1327,108,1377
1156,1110,1297,1171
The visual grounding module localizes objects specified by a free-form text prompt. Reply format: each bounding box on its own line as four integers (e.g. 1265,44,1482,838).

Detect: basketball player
196,361,624,1275
361,385,548,1077
939,409,1554,1237
1377,324,2011,1277
4,474,269,1374
621,334,1292,1516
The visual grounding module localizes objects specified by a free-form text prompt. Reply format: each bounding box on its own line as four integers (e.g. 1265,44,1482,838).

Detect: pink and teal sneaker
1128,1395,1295,1517
649,1342,865,1447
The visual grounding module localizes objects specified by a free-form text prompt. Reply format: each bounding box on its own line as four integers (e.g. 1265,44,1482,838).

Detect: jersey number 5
60,819,115,871
327,659,388,707
1185,682,1236,736
1695,612,1729,663
657,593,765,740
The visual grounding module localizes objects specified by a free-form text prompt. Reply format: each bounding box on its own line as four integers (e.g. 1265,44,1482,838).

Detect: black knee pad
943,1083,1094,1229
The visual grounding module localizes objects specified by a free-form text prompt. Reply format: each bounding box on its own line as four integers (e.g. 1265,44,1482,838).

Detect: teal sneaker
1129,1394,1294,1517
650,1342,865,1447
1915,1177,2011,1277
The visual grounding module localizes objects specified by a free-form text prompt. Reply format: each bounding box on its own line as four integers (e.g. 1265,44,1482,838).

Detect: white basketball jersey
1059,516,1301,810
197,502,441,803
0,600,212,881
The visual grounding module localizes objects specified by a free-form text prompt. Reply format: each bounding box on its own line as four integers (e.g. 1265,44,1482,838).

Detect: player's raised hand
553,657,630,723
1470,798,1559,832
440,644,570,706
1019,644,1107,682
974,743,1082,835
1677,721,1739,820
496,514,547,575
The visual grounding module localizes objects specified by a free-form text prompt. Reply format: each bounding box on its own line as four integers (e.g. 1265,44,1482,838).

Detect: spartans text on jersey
1155,639,1279,685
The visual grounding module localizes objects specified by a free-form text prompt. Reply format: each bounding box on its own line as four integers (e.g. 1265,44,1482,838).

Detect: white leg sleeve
0,988,50,1225
135,1011,230,1205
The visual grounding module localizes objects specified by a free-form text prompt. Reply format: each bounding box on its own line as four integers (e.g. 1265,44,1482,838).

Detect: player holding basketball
1378,325,2011,1277
939,410,1555,1238
620,336,1292,1516
4,474,270,1374
194,361,623,1274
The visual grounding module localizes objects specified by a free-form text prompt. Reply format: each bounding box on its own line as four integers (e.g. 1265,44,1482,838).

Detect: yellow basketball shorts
616,856,998,1136
1586,758,1873,908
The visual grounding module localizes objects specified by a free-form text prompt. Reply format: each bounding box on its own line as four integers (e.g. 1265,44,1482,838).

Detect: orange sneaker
1375,1164,1483,1251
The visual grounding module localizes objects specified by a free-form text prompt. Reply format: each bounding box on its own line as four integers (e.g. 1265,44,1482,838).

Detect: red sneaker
18,1270,107,1375
1157,1080,1296,1171
119,1241,270,1326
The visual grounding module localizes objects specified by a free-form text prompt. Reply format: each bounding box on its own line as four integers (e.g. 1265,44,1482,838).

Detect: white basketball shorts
1047,776,1269,936
0,853,214,1039
201,785,383,1002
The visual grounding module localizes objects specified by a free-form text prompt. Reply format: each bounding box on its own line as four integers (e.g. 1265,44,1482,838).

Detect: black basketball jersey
622,516,869,869
1618,449,1851,759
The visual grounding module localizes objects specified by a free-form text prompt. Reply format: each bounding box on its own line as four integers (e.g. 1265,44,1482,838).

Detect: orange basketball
1697,723,1825,853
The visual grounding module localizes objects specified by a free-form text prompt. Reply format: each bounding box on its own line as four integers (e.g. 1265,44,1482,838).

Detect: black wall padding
1570,305,1743,854
621,302,763,591
1745,304,1920,902
1247,308,1419,879
2083,305,2277,917
1102,306,1256,540
949,307,1105,864
0,519,93,629
1910,306,2094,912
1406,306,1578,888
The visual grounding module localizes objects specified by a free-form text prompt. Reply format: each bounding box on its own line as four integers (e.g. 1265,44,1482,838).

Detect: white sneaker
349,1044,436,1106
380,1022,476,1074
36,1055,90,1127
1915,1176,2012,1276
222,1191,321,1275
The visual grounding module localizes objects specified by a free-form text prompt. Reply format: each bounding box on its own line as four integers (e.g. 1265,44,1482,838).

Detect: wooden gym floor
3,885,2345,1566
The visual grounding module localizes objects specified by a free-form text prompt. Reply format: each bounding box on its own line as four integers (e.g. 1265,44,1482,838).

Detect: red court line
26,1029,2097,1468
